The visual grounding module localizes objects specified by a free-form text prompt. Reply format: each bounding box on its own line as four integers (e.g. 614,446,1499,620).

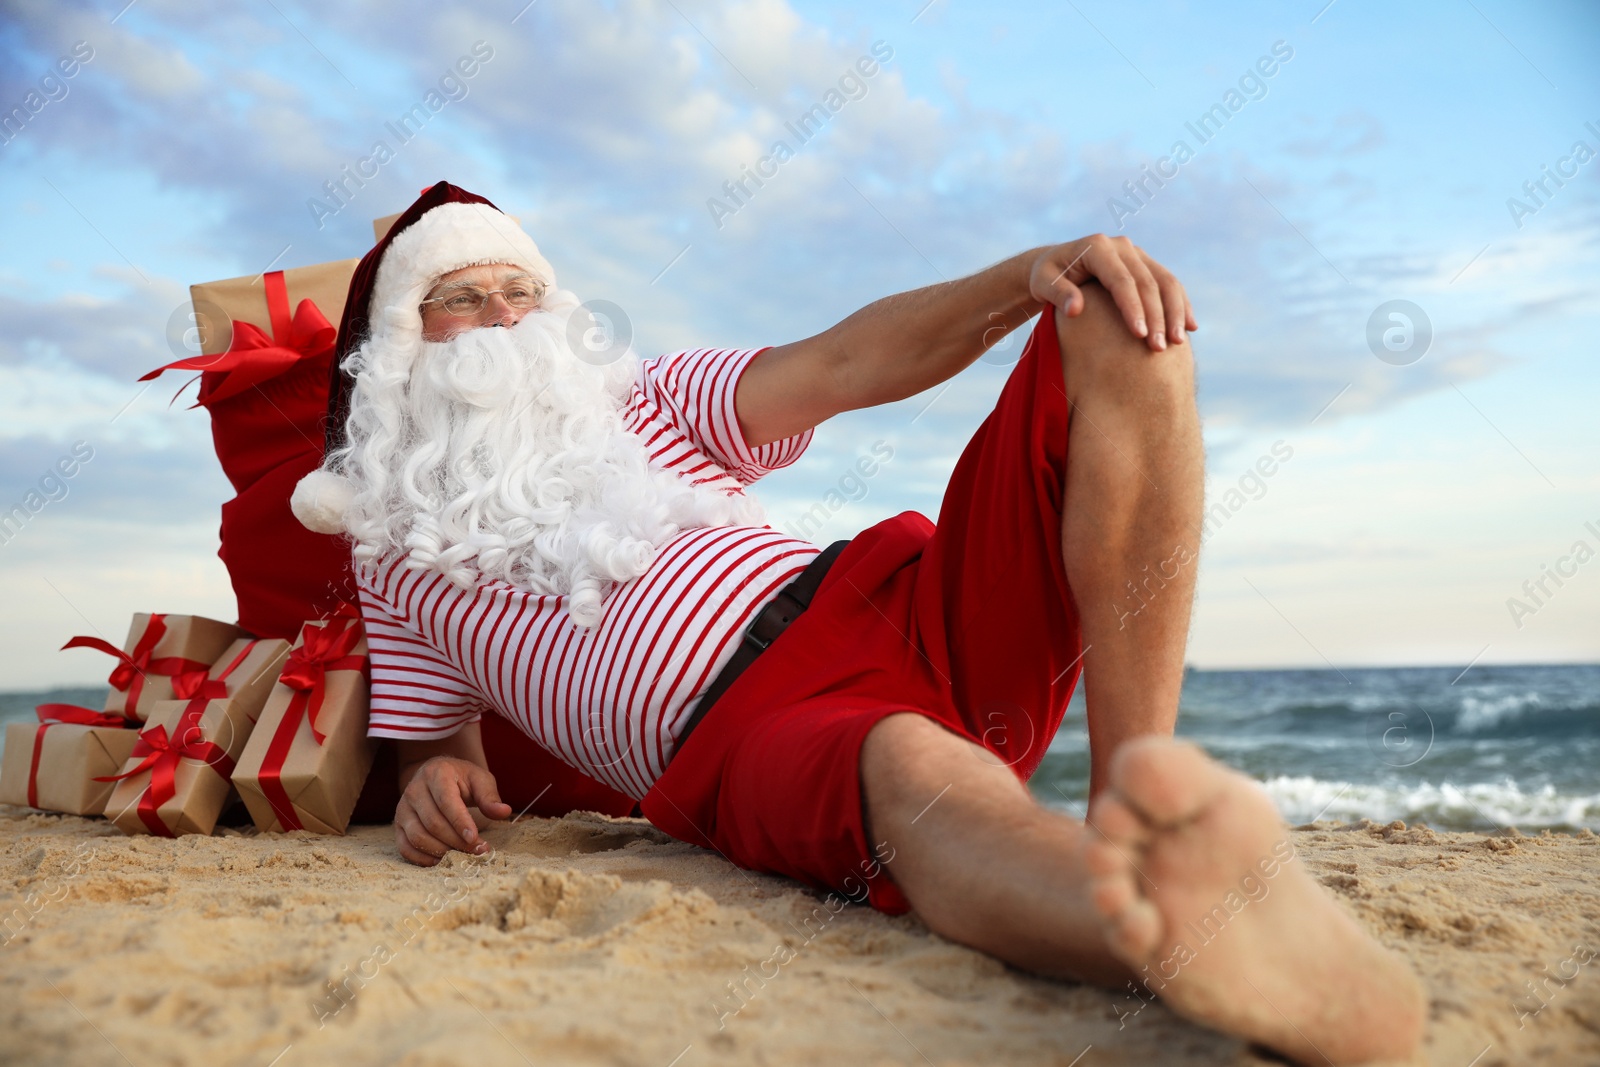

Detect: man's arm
735,234,1196,447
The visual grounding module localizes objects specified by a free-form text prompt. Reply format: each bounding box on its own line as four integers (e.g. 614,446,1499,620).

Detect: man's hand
1029,235,1197,352
394,755,514,866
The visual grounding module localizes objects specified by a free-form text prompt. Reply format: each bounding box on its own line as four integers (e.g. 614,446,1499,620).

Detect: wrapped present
58,613,241,722
174,259,357,364
137,259,362,641
141,260,358,485
0,706,140,816
100,636,290,837
235,612,377,834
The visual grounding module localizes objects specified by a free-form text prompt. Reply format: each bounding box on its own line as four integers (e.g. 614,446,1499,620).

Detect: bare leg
860,712,1133,985
1057,280,1203,799
860,718,1427,1065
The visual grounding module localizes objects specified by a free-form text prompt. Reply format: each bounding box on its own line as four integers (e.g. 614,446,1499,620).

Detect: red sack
144,267,357,640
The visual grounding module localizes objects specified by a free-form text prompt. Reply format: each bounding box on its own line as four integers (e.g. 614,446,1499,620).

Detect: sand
1,806,1597,1067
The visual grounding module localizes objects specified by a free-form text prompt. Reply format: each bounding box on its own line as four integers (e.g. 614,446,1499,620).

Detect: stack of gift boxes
1,611,377,837
0,216,408,836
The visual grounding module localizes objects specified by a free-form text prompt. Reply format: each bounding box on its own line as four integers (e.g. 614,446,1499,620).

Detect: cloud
2,0,1594,531
0,268,188,378
0,428,228,534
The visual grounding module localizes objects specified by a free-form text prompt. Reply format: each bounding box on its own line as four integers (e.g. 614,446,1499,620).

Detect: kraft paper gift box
0,709,141,816
185,258,359,360
55,613,241,723
372,213,403,243
234,615,376,835
102,636,290,837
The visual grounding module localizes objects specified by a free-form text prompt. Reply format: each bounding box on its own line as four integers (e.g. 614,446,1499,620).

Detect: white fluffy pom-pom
290,469,356,534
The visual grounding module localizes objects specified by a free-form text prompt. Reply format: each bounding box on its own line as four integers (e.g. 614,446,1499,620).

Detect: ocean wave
1168,665,1600,743
1455,691,1548,732
1179,696,1600,741
1258,775,1600,832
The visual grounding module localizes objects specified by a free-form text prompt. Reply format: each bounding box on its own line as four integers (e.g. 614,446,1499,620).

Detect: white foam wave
1259,775,1600,831
1455,691,1544,732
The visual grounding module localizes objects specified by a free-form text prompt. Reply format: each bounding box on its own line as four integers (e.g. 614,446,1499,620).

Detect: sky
0,0,1597,688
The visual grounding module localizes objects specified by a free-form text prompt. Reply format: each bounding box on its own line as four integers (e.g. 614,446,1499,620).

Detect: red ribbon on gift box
137,270,337,408
24,704,135,809
93,640,261,837
93,718,234,837
58,614,213,719
256,616,366,832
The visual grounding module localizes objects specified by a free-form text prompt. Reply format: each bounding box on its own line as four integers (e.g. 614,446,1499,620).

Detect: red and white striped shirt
356,346,820,799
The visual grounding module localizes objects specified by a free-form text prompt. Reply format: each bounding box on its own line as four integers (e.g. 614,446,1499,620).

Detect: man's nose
480,292,525,328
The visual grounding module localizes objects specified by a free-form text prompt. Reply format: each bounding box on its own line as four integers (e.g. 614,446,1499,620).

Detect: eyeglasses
420,280,547,317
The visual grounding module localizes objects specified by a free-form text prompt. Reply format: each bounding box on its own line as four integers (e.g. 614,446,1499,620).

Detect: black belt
676,539,850,745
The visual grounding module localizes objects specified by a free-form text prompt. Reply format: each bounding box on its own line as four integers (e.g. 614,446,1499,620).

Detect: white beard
334,287,767,628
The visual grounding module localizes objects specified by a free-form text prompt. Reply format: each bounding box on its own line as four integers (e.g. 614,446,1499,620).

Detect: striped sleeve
356,567,485,740
637,347,814,485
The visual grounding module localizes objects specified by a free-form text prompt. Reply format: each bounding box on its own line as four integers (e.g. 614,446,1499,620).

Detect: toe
1109,738,1226,828
1090,872,1137,918
1083,836,1126,878
1086,793,1149,850
1105,898,1162,962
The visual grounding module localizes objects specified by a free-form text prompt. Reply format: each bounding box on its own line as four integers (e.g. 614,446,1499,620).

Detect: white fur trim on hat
291,468,357,534
365,201,557,347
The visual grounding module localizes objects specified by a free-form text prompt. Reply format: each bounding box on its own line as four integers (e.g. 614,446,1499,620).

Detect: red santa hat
291,180,557,534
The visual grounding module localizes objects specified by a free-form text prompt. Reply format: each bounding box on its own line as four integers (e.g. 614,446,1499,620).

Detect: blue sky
1,0,1597,687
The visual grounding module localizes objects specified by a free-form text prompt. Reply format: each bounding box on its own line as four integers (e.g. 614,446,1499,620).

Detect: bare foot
1083,738,1426,1065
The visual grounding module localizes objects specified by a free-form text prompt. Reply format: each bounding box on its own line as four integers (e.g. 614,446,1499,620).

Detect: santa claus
295,181,1424,1066
311,235,766,626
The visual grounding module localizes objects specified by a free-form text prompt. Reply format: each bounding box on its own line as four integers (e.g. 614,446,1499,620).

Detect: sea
3,663,1597,833
1034,664,1600,832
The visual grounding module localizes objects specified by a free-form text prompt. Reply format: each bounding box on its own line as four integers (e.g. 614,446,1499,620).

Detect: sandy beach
2,805,1596,1067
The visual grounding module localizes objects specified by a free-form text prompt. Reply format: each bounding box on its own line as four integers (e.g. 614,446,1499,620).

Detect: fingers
395,806,452,866
424,769,488,854
1055,235,1195,349
391,758,515,867
1141,249,1192,347
1056,279,1084,318
1032,253,1085,317
465,764,514,821
1119,242,1166,352
1085,239,1148,341
397,824,437,867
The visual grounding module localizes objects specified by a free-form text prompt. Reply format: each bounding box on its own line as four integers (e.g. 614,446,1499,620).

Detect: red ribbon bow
94,717,235,838
256,616,366,832
137,270,335,408
59,614,212,718
170,668,228,703
91,639,261,837
278,618,365,745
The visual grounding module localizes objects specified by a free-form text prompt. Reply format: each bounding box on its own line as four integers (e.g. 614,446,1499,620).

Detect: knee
859,713,1032,831
860,714,956,803
1057,281,1194,412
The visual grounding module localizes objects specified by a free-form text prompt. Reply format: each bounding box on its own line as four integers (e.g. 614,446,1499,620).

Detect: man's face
419,262,544,342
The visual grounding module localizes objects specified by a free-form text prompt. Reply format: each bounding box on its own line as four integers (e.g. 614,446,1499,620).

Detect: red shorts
640,306,1083,915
